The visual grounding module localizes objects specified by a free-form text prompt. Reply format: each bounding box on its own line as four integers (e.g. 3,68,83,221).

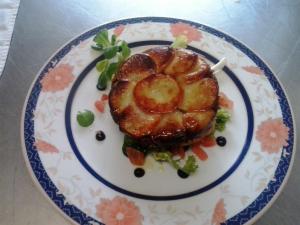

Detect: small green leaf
106,62,119,79
152,152,180,170
96,59,109,72
152,152,172,161
215,109,231,132
121,41,131,59
97,71,108,90
181,155,198,175
111,34,117,45
103,46,119,59
77,110,95,127
93,29,110,48
171,35,188,49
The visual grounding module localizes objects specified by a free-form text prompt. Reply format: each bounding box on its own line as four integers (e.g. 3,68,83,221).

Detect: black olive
97,83,107,91
134,168,145,178
177,169,189,179
216,136,226,147
95,130,106,141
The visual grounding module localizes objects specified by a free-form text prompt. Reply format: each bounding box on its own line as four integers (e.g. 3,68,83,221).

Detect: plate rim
20,16,296,225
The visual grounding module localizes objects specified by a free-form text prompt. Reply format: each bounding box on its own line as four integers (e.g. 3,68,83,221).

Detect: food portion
77,31,232,178
109,47,219,148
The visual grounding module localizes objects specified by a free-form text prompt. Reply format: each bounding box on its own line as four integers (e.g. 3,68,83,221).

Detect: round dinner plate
21,17,295,225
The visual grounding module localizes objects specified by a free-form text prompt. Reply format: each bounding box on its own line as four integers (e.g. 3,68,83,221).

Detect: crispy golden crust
144,47,175,72
118,103,160,138
114,53,156,83
183,110,216,133
164,49,198,75
109,47,219,147
178,78,218,112
151,111,186,145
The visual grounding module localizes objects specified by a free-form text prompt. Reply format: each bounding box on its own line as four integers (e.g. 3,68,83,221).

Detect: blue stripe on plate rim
21,17,295,225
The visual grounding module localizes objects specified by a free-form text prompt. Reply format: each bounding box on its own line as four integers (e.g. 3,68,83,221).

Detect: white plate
21,17,295,225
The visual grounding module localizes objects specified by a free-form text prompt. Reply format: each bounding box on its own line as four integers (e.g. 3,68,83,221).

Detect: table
0,0,299,224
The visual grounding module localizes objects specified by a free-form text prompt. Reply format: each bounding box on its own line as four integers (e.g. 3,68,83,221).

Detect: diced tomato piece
172,147,185,159
126,147,145,166
200,135,216,147
101,94,109,101
192,145,208,161
95,100,105,113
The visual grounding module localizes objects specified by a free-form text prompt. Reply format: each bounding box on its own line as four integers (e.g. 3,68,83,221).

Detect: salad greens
181,156,198,174
215,109,231,132
122,135,198,176
92,29,131,90
153,151,198,175
77,110,95,127
152,152,180,170
171,35,188,49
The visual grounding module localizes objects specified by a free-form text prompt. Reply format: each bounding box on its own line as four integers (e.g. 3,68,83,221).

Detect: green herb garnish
181,155,198,174
77,110,95,127
153,152,180,170
215,108,231,132
153,152,198,175
92,30,131,90
171,35,188,49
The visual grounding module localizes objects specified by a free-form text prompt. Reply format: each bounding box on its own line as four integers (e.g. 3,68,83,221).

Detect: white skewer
211,57,227,74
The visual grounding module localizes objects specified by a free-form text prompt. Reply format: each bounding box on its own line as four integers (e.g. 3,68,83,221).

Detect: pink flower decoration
113,25,126,37
35,139,59,153
219,92,234,110
41,64,74,92
96,196,143,225
211,199,226,225
242,66,263,75
256,118,289,154
170,22,202,43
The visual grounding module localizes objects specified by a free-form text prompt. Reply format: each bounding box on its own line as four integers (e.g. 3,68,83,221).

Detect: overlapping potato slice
119,103,160,138
109,81,135,120
175,58,211,84
183,110,216,133
152,111,186,144
144,47,174,72
178,78,218,112
114,53,156,82
164,49,198,75
134,74,182,113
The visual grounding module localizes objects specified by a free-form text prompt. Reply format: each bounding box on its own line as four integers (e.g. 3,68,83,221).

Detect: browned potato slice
115,54,156,82
134,74,182,113
144,47,174,72
178,78,218,112
175,58,211,84
109,81,135,121
164,49,198,75
183,110,216,133
152,111,186,144
119,103,160,138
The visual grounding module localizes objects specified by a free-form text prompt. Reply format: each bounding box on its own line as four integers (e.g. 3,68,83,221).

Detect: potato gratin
109,46,219,148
